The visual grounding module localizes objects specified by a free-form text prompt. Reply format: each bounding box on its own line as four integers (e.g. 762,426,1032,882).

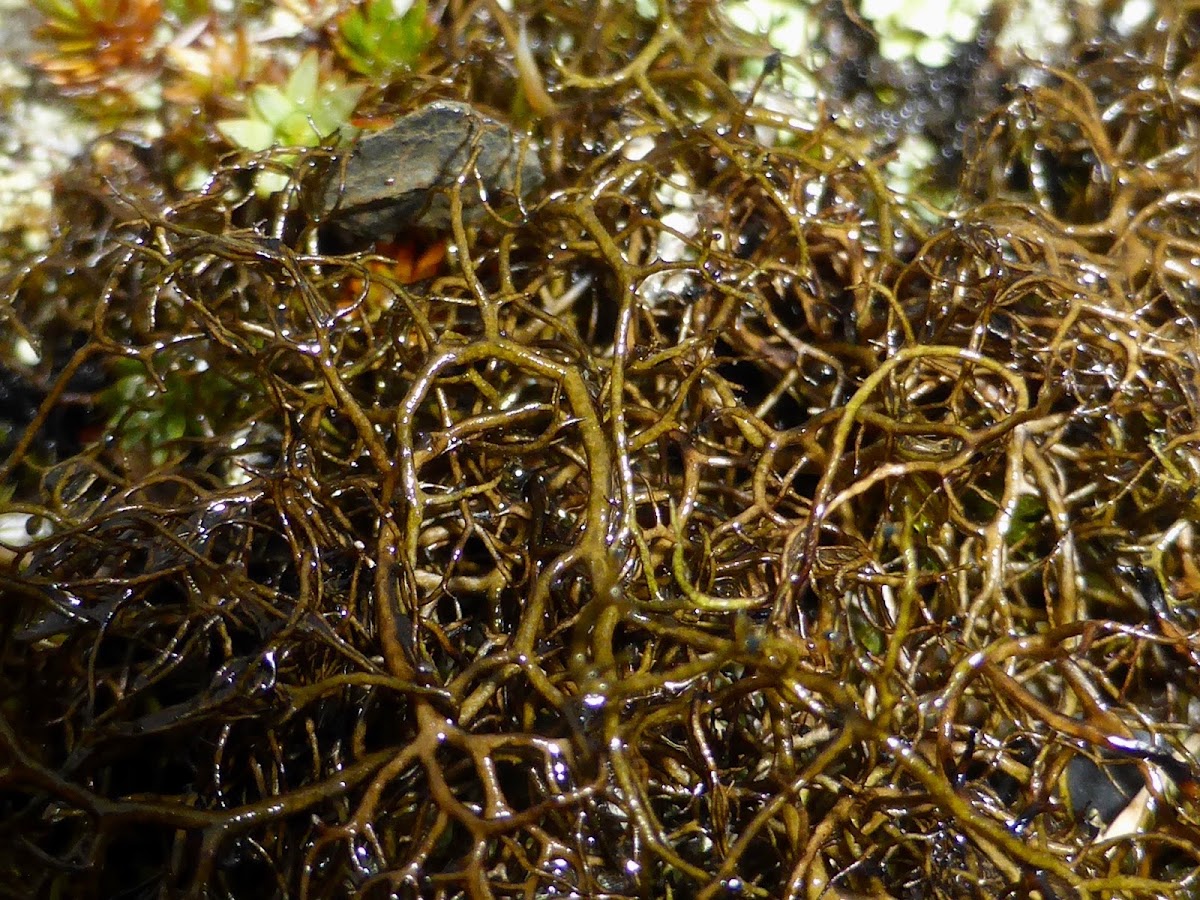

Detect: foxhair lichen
1,2,1199,898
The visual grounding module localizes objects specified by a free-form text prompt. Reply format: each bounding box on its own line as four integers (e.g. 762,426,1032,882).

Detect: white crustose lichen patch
0,1,95,250
0,98,97,250
861,0,994,68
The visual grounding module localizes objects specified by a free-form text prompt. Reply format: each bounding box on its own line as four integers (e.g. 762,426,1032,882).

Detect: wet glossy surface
323,100,543,237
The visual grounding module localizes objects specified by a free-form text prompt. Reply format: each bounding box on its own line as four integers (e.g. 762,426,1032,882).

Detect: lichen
862,0,994,67
1,2,1199,898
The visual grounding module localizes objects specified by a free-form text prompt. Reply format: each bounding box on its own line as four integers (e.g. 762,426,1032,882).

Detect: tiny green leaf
215,118,276,153
249,84,294,129
286,49,320,110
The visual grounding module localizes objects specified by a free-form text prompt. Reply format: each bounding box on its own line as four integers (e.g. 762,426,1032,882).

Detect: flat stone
322,100,543,238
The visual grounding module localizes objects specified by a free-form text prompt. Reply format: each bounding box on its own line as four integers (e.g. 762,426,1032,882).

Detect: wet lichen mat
3,0,1200,897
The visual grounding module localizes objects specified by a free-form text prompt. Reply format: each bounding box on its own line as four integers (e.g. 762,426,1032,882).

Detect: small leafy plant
216,48,364,195
331,0,435,81
31,0,166,114
100,354,251,470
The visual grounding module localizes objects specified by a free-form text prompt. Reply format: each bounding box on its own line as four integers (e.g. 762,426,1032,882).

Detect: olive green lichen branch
2,1,1200,897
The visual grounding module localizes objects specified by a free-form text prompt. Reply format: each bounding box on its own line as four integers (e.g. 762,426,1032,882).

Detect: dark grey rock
322,100,543,238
